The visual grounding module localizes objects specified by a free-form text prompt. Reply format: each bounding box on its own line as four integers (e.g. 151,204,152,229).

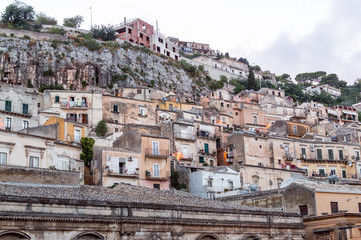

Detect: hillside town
0,1,361,239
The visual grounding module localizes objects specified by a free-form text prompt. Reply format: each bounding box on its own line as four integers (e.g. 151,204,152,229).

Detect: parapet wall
0,28,67,41
0,165,80,185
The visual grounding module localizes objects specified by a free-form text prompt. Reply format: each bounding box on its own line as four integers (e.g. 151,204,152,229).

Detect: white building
42,90,103,128
151,33,180,61
0,85,42,132
305,84,342,98
189,167,240,199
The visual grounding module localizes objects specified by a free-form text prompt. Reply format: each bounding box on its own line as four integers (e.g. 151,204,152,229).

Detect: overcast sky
1,0,360,84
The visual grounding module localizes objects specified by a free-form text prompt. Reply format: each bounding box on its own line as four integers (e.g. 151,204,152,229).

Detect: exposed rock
0,37,208,96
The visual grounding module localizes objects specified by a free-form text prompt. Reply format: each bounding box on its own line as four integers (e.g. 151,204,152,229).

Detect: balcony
180,152,193,161
174,132,196,141
145,170,169,181
198,149,216,156
107,167,139,178
61,101,88,109
227,151,234,158
145,148,169,158
197,131,216,140
283,153,295,161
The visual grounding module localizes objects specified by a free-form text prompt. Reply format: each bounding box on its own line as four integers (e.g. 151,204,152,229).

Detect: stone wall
0,196,305,240
0,165,80,185
0,28,67,41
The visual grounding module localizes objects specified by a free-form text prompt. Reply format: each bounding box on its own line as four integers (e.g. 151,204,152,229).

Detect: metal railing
174,132,196,141
197,131,216,139
61,101,88,109
145,148,169,157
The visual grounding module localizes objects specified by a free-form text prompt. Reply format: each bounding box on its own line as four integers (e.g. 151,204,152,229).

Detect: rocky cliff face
0,37,207,96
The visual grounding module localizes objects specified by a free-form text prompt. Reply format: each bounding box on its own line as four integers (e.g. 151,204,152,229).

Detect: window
221,102,224,107
158,37,163,43
342,169,346,178
227,104,229,108
55,96,60,103
330,168,336,176
236,112,238,116
330,202,338,214
0,152,7,165
229,181,233,190
5,117,11,130
301,147,306,159
208,180,212,187
359,203,361,213
169,104,173,111
22,120,29,129
209,159,214,166
346,134,351,142
29,156,39,168
22,104,29,114
317,149,323,160
58,158,69,170
140,108,146,116
153,164,160,177
303,167,309,176
299,205,308,216
74,128,81,143
204,143,209,154
293,125,298,135
153,184,160,190
253,115,258,125
356,151,360,161
199,156,204,163
339,149,344,160
328,149,334,160
222,117,226,123
319,168,325,176
5,100,11,112
139,32,143,39
113,105,118,113
146,36,149,42
137,89,142,94
152,141,159,155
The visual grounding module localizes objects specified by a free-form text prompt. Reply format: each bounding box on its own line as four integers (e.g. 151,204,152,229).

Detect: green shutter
5,101,11,112
328,149,334,160
22,104,29,114
55,96,60,103
339,150,344,160
317,149,322,160
199,156,204,163
204,143,209,154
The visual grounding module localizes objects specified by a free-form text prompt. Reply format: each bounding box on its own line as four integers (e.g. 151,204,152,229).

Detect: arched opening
197,234,219,240
0,231,30,240
242,235,261,240
73,232,104,240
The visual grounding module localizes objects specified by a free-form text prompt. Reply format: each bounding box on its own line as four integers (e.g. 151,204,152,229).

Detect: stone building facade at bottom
0,182,304,240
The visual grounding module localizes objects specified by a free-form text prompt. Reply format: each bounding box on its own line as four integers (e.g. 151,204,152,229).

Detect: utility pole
90,7,93,29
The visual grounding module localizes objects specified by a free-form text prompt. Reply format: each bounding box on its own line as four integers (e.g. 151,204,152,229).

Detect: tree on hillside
91,25,116,41
95,120,107,137
35,12,57,25
1,0,35,29
320,73,347,89
237,57,249,66
247,68,257,90
63,15,83,28
225,52,230,58
250,65,261,71
80,137,95,167
295,71,326,86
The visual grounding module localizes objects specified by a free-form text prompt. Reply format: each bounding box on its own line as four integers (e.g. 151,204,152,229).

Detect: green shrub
49,27,66,35
43,68,54,77
23,35,30,40
38,83,64,92
112,73,127,82
27,79,33,88
81,80,88,88
95,120,107,137
83,39,101,51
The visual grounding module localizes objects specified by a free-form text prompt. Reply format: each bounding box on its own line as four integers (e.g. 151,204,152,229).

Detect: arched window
0,231,30,239
242,234,261,240
197,234,219,240
72,232,104,240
